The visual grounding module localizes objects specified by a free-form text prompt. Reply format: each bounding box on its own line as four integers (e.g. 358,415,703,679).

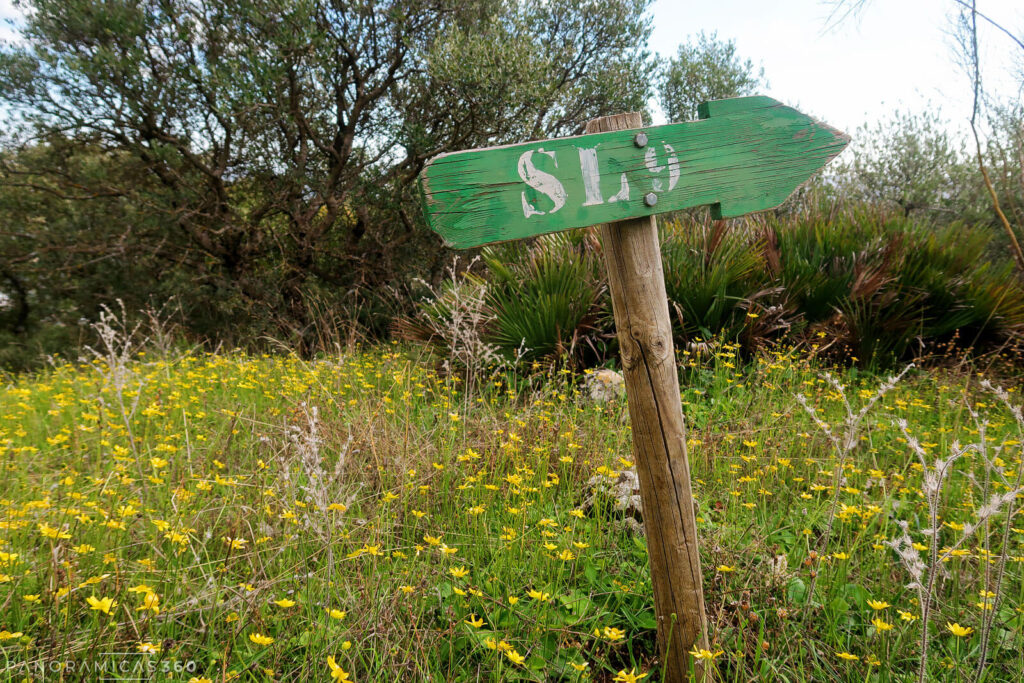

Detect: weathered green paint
418,96,849,249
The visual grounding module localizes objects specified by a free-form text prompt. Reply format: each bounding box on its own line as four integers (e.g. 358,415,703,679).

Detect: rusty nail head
644,192,658,207
634,132,648,148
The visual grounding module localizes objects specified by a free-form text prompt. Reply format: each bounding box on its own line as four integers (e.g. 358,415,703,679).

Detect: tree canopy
657,31,764,123
0,0,654,356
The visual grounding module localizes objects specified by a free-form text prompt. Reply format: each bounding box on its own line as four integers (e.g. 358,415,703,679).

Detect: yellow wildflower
327,656,352,682
86,595,117,615
946,622,973,637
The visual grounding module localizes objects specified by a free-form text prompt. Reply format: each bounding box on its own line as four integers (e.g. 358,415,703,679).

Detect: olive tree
658,31,764,122
0,0,655,350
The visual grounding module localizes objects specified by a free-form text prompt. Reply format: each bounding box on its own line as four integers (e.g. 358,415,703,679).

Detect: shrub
660,216,774,347
405,202,1024,371
481,231,610,365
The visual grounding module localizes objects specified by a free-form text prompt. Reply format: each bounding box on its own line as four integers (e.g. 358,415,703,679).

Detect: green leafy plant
482,231,610,365
660,216,774,346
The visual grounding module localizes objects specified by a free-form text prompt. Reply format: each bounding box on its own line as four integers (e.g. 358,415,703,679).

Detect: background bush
406,200,1024,370
1,1,1021,372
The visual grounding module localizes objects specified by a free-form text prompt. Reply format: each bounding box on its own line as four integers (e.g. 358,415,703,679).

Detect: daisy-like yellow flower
327,656,352,681
603,626,626,641
273,598,296,608
898,609,919,621
946,622,974,637
449,566,469,579
39,523,71,540
249,633,274,646
137,641,161,654
136,592,160,614
23,594,40,603
464,614,484,628
504,649,526,665
867,599,891,610
527,589,549,601
836,651,859,661
613,668,648,683
327,609,346,620
871,617,894,632
0,631,23,641
86,595,117,615
688,648,724,660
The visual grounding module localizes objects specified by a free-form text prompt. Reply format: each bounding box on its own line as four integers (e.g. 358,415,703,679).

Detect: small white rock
586,368,625,402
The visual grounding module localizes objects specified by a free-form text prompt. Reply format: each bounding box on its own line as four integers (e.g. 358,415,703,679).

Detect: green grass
0,343,1022,681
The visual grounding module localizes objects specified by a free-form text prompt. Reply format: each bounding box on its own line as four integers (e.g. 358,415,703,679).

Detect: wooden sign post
418,96,849,681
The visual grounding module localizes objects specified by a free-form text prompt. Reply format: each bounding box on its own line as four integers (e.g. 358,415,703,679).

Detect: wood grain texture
589,112,710,683
419,96,849,249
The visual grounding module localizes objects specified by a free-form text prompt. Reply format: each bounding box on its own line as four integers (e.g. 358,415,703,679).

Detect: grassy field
0,341,1022,682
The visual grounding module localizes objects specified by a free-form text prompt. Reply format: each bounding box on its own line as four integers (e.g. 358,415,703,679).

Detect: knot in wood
618,334,640,370
627,323,671,365
647,330,671,363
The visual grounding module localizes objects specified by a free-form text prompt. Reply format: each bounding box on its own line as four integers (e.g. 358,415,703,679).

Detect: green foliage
660,217,769,343
657,31,764,123
772,208,1024,363
0,141,177,368
834,109,978,219
0,0,655,362
482,232,609,364
978,103,1024,246
413,202,1024,370
399,233,610,367
1,0,1021,375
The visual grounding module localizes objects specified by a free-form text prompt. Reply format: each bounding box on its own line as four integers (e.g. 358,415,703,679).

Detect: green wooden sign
418,96,849,249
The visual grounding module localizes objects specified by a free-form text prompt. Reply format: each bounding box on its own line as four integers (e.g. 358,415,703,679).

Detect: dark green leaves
658,31,765,123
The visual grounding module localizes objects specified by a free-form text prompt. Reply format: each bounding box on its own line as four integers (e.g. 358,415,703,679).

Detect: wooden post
586,112,710,682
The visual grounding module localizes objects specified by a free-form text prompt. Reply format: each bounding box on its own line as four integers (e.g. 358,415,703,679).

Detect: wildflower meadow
1,325,1022,682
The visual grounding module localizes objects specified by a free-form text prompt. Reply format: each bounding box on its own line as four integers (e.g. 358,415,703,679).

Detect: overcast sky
0,0,18,45
648,0,1023,136
2,0,1021,139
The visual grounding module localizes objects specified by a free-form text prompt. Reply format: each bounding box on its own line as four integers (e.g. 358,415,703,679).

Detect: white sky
0,1,18,44
648,0,1024,137
2,0,1021,139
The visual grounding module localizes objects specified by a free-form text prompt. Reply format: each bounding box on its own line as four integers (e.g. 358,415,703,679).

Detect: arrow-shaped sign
418,96,849,249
